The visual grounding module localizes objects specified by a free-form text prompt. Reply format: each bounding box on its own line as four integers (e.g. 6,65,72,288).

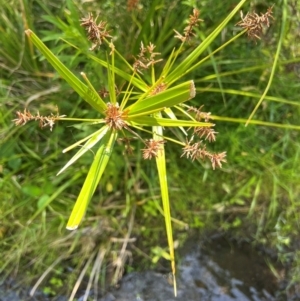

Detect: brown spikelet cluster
181,106,226,169
174,8,203,42
127,0,139,11
133,42,162,72
13,109,65,131
190,106,217,142
105,103,128,130
236,5,274,41
182,141,226,170
142,139,165,160
80,13,112,50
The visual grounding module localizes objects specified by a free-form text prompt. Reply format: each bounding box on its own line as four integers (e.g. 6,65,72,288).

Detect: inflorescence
80,13,112,50
14,9,229,170
174,8,203,42
181,106,226,170
133,42,163,73
236,5,274,40
13,109,64,131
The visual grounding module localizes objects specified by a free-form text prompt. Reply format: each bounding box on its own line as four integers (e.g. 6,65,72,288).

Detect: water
99,235,283,301
1,234,290,301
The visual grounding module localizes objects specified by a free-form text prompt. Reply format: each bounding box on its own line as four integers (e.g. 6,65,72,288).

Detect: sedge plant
13,0,279,295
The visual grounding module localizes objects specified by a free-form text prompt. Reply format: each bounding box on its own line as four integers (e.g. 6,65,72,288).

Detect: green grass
1,0,300,298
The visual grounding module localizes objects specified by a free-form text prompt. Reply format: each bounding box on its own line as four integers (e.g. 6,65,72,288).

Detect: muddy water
100,235,284,301
0,234,287,301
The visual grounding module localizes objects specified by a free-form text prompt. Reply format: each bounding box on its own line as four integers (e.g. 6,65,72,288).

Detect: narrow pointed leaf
128,80,195,116
153,122,177,296
67,130,118,230
57,126,109,175
25,29,107,112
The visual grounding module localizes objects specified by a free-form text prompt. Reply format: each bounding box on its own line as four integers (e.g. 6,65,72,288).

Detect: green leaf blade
66,129,118,230
25,29,106,113
153,122,177,296
128,80,195,116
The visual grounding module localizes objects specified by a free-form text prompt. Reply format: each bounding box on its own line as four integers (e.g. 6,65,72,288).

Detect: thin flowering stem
54,117,105,123
182,30,245,80
128,124,185,146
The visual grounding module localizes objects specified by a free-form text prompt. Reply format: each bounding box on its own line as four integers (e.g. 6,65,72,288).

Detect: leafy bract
25,30,107,113
67,129,117,230
128,81,195,116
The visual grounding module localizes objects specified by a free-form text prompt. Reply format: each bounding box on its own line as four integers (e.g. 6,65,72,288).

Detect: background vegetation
1,0,300,299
